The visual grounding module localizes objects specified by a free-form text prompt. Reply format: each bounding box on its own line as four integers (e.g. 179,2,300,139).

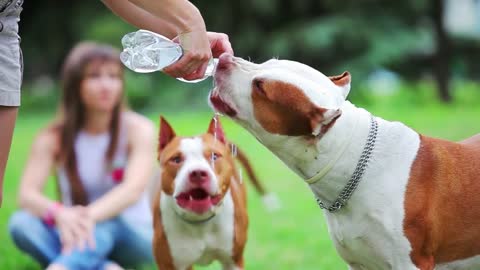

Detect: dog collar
174,210,217,225
305,114,359,184
172,199,224,225
313,115,378,212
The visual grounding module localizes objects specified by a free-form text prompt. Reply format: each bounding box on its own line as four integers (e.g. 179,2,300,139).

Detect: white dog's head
209,53,351,139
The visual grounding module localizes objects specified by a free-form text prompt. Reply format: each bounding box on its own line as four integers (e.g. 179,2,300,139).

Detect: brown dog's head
157,116,237,221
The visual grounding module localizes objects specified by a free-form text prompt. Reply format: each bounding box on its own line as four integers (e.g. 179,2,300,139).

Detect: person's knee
94,219,119,245
45,263,68,270
8,211,36,243
103,262,124,270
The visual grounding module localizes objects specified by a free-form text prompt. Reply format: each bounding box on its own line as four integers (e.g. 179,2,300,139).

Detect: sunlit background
2,0,479,269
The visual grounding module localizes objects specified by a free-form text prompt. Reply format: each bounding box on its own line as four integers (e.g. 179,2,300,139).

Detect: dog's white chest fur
160,191,235,269
267,106,421,269
307,113,420,269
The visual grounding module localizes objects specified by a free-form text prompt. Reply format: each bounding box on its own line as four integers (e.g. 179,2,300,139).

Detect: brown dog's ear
310,107,342,137
159,116,176,153
207,115,226,144
329,71,351,99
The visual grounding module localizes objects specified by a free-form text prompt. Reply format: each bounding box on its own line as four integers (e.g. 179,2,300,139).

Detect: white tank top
57,118,152,226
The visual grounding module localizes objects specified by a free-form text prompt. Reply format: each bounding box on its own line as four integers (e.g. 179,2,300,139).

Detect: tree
431,0,452,102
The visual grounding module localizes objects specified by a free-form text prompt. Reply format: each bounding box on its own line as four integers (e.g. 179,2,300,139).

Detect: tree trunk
432,0,452,102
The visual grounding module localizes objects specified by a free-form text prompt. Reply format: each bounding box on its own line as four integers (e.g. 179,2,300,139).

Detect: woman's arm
18,129,60,216
18,129,95,253
88,113,157,222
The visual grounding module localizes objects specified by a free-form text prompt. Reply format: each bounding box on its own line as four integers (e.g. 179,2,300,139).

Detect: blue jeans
9,211,154,270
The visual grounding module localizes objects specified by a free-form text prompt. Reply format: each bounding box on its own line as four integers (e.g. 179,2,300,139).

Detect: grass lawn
1,91,479,269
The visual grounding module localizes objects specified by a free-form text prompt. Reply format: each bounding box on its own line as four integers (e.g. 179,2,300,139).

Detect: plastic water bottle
120,29,217,83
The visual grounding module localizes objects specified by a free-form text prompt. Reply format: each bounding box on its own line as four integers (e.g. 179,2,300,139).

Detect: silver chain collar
316,115,378,212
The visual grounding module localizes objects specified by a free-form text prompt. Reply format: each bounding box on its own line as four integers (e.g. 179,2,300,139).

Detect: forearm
88,163,154,222
18,130,60,218
87,183,142,222
19,189,58,218
102,0,178,38
126,0,206,34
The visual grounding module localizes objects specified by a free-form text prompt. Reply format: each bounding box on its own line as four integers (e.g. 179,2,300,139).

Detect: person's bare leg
0,106,18,207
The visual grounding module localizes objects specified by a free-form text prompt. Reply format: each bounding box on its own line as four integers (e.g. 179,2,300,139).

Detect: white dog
209,53,480,270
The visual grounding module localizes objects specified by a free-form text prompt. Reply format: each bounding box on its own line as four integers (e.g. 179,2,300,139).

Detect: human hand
163,31,233,81
206,32,234,58
55,206,95,254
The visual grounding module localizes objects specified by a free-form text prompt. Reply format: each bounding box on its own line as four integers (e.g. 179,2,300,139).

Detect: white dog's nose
216,53,234,72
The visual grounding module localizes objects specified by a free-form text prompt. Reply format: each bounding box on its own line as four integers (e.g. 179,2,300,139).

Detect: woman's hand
163,31,233,81
54,206,95,254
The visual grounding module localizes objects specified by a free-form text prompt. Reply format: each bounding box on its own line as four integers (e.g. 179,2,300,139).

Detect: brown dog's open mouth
176,188,222,214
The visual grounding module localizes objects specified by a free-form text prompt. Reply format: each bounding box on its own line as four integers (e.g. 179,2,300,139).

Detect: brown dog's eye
253,78,265,95
211,152,222,162
169,155,183,164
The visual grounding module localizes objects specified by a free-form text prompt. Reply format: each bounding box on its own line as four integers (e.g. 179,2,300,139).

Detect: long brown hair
54,42,125,205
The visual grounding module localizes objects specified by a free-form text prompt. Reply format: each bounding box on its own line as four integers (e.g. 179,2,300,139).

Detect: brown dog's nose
189,170,210,184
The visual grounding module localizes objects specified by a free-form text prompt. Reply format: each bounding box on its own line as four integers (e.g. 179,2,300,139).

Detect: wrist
174,6,206,35
42,202,63,227
87,205,98,223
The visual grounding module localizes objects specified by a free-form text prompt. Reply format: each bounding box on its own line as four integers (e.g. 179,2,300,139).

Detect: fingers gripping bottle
120,29,218,83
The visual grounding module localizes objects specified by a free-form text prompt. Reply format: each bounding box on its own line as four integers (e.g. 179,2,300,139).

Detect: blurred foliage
18,0,480,111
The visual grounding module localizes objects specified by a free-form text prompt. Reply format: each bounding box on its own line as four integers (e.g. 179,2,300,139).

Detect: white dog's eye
252,78,265,95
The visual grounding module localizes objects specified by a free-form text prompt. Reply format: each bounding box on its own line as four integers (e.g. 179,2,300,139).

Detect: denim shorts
0,0,23,106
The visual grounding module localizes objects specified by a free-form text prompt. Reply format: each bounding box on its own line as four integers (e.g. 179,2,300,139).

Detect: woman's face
80,60,123,113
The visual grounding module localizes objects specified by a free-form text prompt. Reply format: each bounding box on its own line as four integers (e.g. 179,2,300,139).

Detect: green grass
1,87,480,269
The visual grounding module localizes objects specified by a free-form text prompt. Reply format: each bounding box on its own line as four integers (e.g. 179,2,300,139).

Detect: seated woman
8,42,157,270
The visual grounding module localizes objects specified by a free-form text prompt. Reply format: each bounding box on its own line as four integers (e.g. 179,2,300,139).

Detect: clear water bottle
120,29,217,83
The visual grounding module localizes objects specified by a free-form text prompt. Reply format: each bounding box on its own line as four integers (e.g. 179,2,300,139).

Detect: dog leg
348,262,421,270
411,255,434,270
221,258,244,270
221,264,242,270
152,192,176,270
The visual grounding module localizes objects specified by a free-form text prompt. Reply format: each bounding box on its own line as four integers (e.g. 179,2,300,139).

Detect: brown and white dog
152,116,275,270
209,53,480,270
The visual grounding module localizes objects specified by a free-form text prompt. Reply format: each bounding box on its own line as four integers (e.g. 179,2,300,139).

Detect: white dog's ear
310,107,342,137
329,71,351,99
